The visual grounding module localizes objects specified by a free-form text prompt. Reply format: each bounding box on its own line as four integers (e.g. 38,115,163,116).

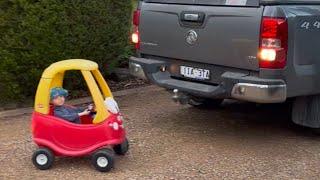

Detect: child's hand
88,104,94,111
78,109,91,116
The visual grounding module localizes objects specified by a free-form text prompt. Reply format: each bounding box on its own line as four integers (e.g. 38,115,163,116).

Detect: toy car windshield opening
34,60,115,124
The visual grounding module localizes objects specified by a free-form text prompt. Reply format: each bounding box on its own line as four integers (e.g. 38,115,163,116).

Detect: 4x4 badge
186,30,198,45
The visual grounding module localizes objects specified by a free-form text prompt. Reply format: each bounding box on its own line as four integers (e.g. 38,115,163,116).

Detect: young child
50,87,93,124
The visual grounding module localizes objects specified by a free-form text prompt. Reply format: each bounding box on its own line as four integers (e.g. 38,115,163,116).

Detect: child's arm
54,107,90,123
76,104,94,112
78,109,91,116
54,107,80,123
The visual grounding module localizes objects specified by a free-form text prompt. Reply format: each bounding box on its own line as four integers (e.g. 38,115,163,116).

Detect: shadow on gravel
153,99,320,140
52,157,91,170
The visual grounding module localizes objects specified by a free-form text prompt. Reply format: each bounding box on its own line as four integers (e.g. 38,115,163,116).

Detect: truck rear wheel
292,95,320,132
188,97,223,109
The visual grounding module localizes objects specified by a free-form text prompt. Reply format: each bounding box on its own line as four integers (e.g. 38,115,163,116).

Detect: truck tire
292,95,320,130
188,97,223,109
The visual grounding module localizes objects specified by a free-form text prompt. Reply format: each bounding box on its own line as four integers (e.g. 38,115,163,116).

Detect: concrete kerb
0,85,162,119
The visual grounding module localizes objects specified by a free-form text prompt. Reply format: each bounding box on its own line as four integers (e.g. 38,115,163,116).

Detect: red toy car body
31,60,129,172
32,111,125,157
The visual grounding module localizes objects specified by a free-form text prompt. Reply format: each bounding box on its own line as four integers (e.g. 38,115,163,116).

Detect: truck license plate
180,66,210,80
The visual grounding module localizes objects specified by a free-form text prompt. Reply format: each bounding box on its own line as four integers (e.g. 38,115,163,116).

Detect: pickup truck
129,0,320,130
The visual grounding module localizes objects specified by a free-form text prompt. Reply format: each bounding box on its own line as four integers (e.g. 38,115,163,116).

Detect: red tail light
132,10,141,49
133,10,140,26
259,17,288,69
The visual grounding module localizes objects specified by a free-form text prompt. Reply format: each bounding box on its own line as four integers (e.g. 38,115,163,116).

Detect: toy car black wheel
91,149,114,172
113,138,129,155
32,148,55,170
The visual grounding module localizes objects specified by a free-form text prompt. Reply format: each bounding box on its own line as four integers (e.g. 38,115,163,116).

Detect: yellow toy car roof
42,59,99,78
34,59,112,124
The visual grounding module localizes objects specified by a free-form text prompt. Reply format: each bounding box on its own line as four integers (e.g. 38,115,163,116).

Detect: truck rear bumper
129,57,287,103
231,83,286,103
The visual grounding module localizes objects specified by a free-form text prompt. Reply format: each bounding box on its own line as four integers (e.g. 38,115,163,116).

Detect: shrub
0,0,133,104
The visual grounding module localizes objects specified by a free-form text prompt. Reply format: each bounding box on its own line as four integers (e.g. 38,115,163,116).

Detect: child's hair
50,87,68,100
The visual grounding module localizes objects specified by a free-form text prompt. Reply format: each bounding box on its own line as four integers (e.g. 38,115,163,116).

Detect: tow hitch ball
172,89,189,105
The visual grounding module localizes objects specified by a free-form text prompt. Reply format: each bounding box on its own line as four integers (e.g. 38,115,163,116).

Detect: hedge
0,0,133,104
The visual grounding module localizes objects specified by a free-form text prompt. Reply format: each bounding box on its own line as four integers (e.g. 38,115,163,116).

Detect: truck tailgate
139,2,264,71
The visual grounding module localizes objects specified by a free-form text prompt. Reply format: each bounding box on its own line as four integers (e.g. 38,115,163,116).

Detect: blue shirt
54,105,84,124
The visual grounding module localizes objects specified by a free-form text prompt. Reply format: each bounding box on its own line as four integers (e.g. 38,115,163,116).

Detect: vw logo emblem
186,30,198,45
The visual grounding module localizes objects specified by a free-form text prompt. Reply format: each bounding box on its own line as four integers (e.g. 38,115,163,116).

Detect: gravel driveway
1,87,320,179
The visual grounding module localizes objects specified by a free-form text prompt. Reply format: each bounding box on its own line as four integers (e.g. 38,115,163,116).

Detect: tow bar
172,89,190,105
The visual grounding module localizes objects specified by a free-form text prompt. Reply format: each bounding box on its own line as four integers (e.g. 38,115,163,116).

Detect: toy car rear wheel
91,149,114,172
32,148,55,170
113,138,129,155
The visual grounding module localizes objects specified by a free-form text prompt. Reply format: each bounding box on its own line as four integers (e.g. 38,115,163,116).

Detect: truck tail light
133,9,140,26
132,10,141,49
259,17,288,69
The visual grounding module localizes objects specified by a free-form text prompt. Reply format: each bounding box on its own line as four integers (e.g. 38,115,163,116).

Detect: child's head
50,87,68,106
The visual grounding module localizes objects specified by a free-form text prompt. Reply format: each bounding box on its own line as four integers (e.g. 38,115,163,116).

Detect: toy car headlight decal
104,97,119,114
109,122,119,130
113,122,119,130
117,115,124,128
117,115,124,122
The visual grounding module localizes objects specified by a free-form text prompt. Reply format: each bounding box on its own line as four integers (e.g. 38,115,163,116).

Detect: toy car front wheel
32,148,55,170
113,138,129,155
91,149,114,172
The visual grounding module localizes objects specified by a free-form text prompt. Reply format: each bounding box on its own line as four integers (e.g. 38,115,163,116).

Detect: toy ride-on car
31,59,129,172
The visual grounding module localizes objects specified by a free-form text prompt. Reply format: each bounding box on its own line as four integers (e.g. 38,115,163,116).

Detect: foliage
0,0,133,103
